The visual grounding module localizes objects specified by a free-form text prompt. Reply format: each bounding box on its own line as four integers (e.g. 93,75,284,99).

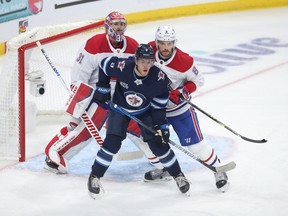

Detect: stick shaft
36,41,103,145
107,101,236,172
186,100,267,143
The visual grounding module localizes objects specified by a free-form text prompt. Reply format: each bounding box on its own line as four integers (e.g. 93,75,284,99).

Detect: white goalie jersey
71,33,139,87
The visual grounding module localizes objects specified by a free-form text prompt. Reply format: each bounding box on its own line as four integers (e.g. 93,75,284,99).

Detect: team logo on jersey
158,71,165,81
124,92,145,107
134,79,143,86
120,81,129,89
117,60,126,71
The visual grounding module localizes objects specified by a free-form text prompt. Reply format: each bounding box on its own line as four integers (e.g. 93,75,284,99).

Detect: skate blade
89,192,100,199
43,164,66,175
89,189,105,199
181,190,191,197
219,182,230,193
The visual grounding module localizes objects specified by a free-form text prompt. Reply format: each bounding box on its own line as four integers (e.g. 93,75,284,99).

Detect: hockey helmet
155,25,177,48
135,44,154,60
104,11,127,42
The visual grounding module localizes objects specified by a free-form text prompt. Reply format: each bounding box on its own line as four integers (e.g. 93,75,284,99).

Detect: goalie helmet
104,11,127,42
135,44,154,60
155,25,177,48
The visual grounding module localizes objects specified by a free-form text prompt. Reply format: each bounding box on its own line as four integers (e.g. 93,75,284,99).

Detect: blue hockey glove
153,124,170,144
93,82,111,104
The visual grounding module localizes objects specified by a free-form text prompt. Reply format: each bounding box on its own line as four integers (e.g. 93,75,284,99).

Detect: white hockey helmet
155,25,177,48
104,11,127,42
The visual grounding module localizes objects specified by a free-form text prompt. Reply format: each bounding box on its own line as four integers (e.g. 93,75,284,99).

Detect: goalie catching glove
154,124,170,144
93,82,111,104
169,81,197,104
66,81,94,118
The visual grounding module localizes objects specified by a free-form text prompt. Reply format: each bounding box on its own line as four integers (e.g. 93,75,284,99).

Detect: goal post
0,20,104,161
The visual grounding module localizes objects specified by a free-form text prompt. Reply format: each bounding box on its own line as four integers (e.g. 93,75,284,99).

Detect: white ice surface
0,7,288,216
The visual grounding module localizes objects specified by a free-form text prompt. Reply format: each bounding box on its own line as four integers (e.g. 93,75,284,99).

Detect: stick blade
215,161,236,173
241,136,268,143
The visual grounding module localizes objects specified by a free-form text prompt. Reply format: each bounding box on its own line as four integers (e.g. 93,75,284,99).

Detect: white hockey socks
127,133,163,169
187,141,220,167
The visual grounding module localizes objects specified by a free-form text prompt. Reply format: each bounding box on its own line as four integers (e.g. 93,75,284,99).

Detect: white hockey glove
66,81,94,118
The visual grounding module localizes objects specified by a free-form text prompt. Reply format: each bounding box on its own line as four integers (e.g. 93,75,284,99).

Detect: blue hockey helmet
135,44,154,60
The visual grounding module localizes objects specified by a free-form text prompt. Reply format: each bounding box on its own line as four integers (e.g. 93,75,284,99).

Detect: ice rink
1,6,288,216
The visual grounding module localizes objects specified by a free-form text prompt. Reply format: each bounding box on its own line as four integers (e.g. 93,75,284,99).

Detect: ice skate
44,157,67,174
88,173,104,199
144,168,172,182
174,172,190,194
44,157,64,174
214,171,229,192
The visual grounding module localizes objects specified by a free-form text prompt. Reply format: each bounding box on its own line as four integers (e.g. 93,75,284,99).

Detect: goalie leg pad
127,120,141,137
45,102,108,173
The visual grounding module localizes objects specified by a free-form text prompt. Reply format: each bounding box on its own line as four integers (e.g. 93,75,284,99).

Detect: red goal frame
17,20,104,161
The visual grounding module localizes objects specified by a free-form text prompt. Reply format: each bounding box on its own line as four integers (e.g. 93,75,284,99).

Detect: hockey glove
154,124,170,144
169,82,196,104
93,82,111,104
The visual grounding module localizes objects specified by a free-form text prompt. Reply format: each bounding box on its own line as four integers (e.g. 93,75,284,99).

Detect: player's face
157,41,174,58
135,58,154,77
110,21,126,36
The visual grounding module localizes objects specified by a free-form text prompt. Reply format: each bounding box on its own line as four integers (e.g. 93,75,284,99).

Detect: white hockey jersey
149,41,204,117
71,33,139,87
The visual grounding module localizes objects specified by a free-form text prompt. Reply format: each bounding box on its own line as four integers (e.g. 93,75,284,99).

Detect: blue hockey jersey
99,56,169,125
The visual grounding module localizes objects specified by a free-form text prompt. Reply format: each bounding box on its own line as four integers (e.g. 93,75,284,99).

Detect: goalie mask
104,11,127,42
155,25,177,49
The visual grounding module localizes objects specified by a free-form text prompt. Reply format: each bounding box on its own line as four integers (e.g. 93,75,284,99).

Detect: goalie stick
36,41,103,146
183,99,267,144
107,101,236,173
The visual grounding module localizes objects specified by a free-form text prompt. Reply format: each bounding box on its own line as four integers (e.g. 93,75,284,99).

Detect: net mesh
0,20,104,159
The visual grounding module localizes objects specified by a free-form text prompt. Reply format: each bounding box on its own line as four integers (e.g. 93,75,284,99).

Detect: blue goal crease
15,134,233,182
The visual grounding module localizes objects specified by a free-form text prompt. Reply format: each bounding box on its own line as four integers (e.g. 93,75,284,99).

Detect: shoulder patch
158,71,165,81
117,60,126,71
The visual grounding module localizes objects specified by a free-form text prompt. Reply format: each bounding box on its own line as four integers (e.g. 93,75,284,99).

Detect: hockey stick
107,101,236,173
36,41,103,146
183,99,267,144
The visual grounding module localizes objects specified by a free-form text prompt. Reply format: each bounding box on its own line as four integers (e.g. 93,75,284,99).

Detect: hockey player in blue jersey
87,44,190,198
137,26,229,192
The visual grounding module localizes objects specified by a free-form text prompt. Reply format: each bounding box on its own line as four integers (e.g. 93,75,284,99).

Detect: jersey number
76,53,85,64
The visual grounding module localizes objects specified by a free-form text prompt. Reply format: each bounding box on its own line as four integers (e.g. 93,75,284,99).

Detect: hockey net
0,19,104,161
